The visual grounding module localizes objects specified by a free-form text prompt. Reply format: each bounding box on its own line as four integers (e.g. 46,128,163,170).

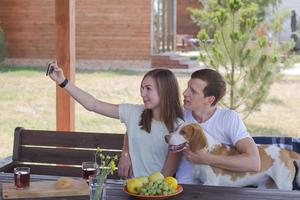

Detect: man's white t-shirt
119,104,182,177
176,107,250,184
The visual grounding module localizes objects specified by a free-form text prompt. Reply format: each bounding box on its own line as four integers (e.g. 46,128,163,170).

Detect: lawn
0,66,299,159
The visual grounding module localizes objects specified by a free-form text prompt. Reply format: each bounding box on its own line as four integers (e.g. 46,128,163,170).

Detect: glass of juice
14,167,30,189
82,161,97,180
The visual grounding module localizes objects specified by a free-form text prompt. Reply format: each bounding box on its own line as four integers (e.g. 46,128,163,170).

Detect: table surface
1,172,300,200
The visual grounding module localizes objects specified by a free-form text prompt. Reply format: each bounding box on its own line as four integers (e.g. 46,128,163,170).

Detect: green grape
149,189,154,195
158,185,163,190
156,189,162,194
163,186,168,191
156,179,163,184
140,188,146,194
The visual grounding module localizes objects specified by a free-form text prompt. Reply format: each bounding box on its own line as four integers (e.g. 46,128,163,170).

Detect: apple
126,178,143,194
164,176,178,190
148,172,164,182
137,176,149,184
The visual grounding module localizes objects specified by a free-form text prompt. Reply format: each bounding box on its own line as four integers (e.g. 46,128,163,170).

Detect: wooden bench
0,127,124,179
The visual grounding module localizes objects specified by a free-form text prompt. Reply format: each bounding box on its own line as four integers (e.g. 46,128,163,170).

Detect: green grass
0,66,300,159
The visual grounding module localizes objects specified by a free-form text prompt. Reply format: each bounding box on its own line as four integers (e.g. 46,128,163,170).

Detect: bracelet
59,78,69,88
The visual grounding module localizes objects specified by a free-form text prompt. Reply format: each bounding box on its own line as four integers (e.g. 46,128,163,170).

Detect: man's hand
183,138,261,172
183,144,209,164
117,152,133,179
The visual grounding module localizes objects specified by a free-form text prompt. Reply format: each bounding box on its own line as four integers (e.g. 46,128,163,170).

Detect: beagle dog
167,123,300,190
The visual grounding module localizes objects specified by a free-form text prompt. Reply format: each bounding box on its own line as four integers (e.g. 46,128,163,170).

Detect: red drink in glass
82,162,96,179
14,167,30,188
82,167,96,179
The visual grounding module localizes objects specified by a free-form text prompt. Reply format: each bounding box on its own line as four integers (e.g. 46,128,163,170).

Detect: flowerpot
89,176,106,200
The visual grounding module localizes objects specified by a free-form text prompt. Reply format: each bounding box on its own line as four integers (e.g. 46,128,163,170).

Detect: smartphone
46,62,55,76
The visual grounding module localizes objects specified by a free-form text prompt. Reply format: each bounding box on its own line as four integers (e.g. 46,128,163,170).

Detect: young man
176,69,261,184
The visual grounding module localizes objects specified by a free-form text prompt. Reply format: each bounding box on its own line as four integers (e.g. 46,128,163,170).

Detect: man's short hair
191,69,226,106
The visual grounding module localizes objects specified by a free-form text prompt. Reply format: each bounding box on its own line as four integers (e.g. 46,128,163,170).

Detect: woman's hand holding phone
46,61,66,84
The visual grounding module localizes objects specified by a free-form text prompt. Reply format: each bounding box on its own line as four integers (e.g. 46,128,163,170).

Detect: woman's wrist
58,78,68,88
58,78,65,85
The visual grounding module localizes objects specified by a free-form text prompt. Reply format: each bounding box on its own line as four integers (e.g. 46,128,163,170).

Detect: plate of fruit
123,172,183,200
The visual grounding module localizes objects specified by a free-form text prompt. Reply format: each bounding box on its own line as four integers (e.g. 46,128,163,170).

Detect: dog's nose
164,135,170,144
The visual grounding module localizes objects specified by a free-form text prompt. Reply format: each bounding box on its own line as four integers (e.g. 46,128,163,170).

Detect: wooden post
162,0,166,52
55,0,75,131
167,0,171,51
172,0,177,51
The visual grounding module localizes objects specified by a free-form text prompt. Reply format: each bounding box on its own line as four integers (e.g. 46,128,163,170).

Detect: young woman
47,62,183,178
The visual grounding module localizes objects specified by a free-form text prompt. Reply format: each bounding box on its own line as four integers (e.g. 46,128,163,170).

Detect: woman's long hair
139,69,183,133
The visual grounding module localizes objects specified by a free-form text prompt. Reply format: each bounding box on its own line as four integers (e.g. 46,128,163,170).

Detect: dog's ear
182,123,208,152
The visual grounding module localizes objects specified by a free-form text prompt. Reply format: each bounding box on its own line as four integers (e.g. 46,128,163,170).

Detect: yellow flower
94,147,118,178
96,147,102,153
92,147,119,200
110,161,116,174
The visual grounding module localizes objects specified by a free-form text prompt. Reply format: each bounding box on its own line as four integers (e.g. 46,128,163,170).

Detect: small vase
89,176,106,200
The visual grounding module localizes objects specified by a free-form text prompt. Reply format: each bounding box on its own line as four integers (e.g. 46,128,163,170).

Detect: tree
241,0,281,21
190,0,281,38
194,0,294,118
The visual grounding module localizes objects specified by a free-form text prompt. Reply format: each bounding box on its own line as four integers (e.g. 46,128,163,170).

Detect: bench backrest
10,127,124,178
253,136,300,153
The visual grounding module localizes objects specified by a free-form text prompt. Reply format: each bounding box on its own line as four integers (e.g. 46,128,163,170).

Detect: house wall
176,0,202,37
0,1,55,58
0,0,151,64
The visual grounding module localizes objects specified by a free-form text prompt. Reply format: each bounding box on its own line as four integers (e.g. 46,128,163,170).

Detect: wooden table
1,172,300,200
